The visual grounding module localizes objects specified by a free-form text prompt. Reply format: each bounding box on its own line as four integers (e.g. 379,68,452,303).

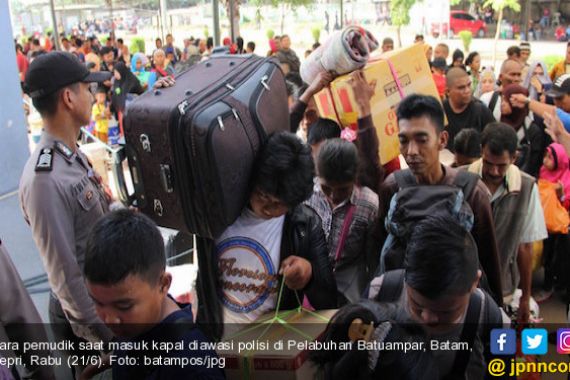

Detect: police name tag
55,141,73,159
35,148,53,172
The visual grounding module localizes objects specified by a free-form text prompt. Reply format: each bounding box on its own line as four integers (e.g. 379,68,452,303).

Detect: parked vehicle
432,10,487,38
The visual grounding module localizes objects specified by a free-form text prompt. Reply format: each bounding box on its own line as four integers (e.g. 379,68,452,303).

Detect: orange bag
538,179,570,234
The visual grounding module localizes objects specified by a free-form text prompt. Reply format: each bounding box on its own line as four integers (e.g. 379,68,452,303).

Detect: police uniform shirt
19,131,112,343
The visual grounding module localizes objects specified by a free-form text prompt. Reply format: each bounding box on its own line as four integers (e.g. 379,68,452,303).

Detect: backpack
378,169,479,274
374,269,505,380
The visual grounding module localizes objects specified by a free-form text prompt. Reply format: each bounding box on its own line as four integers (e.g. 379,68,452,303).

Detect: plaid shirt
305,180,379,265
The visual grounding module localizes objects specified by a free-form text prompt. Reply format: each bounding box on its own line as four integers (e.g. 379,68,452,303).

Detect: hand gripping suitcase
122,55,289,238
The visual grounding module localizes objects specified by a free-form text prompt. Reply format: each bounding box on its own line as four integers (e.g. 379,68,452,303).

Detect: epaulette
35,147,54,172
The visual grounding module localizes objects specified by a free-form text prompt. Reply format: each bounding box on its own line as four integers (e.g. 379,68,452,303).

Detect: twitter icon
522,329,548,355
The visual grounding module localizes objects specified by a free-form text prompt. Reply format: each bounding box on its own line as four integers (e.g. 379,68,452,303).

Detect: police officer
19,52,114,362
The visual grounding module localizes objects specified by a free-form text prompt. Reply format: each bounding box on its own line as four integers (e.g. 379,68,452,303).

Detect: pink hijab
540,143,570,200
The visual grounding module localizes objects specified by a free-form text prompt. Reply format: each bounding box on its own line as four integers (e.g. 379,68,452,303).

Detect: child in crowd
82,209,225,379
91,88,111,143
538,143,570,301
431,57,447,99
541,143,570,210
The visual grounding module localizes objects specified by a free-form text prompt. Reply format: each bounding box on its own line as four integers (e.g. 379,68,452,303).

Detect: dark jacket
516,120,545,179
195,205,337,341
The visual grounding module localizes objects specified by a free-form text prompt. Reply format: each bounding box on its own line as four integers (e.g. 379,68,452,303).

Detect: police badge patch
35,148,54,172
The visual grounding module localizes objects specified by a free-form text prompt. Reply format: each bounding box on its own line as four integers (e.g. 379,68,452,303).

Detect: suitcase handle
112,144,147,209
110,147,132,205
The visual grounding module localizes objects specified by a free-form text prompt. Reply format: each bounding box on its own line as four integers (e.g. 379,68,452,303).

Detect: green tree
458,30,472,52
483,0,520,67
221,0,241,41
253,0,316,35
390,0,418,47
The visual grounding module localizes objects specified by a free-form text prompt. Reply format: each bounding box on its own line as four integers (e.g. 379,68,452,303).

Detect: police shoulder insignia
35,148,54,172
54,141,74,160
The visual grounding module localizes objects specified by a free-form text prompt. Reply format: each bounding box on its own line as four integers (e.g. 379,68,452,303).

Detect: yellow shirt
91,103,109,134
549,60,570,81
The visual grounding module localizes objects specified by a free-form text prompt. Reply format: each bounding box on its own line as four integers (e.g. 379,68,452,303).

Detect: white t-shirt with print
215,208,285,324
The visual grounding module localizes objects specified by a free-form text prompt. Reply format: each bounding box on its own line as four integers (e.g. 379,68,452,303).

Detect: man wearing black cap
19,52,114,371
511,73,570,132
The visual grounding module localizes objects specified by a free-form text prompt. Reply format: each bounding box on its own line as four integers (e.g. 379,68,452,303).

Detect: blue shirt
556,108,570,132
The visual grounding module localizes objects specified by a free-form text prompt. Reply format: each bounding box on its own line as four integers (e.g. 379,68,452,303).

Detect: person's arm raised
544,108,570,155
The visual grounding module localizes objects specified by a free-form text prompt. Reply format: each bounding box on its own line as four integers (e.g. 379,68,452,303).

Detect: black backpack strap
394,169,417,189
374,269,405,303
453,171,479,200
488,90,500,113
444,291,481,379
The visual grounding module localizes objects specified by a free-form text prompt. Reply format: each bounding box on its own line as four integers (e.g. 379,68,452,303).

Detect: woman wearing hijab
474,67,497,98
537,142,570,301
500,84,545,177
541,143,570,209
522,61,553,102
130,52,150,89
111,61,145,136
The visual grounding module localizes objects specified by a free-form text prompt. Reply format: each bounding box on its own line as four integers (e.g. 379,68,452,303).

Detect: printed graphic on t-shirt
217,237,279,314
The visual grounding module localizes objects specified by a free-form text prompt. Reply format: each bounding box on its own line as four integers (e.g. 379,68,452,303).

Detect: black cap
547,74,570,98
432,57,447,70
24,52,112,99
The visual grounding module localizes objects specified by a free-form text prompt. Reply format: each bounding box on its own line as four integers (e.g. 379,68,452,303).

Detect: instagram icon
557,329,570,354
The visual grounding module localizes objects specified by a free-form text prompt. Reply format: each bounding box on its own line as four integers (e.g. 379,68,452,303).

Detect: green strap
227,274,332,379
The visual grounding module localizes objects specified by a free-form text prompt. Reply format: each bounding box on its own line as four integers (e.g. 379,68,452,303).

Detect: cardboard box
219,309,337,380
314,43,441,164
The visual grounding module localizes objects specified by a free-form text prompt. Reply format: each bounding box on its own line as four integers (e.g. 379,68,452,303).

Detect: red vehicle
431,10,487,38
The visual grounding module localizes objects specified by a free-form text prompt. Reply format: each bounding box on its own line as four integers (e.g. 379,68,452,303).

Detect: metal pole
229,0,235,42
110,0,114,33
523,0,531,41
159,0,167,40
213,0,220,46
49,0,61,50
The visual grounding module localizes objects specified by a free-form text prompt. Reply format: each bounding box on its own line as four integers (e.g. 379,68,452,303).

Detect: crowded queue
6,28,570,380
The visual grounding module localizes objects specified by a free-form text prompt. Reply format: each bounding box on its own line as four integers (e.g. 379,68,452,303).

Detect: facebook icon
491,329,516,355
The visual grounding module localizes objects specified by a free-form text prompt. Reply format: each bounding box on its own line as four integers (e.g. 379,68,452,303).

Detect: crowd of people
5,24,570,380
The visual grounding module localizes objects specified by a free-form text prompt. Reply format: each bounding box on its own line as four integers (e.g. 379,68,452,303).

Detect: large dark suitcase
122,55,289,239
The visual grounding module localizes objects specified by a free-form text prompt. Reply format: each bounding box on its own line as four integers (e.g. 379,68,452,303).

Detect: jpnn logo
522,329,548,355
491,329,516,355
